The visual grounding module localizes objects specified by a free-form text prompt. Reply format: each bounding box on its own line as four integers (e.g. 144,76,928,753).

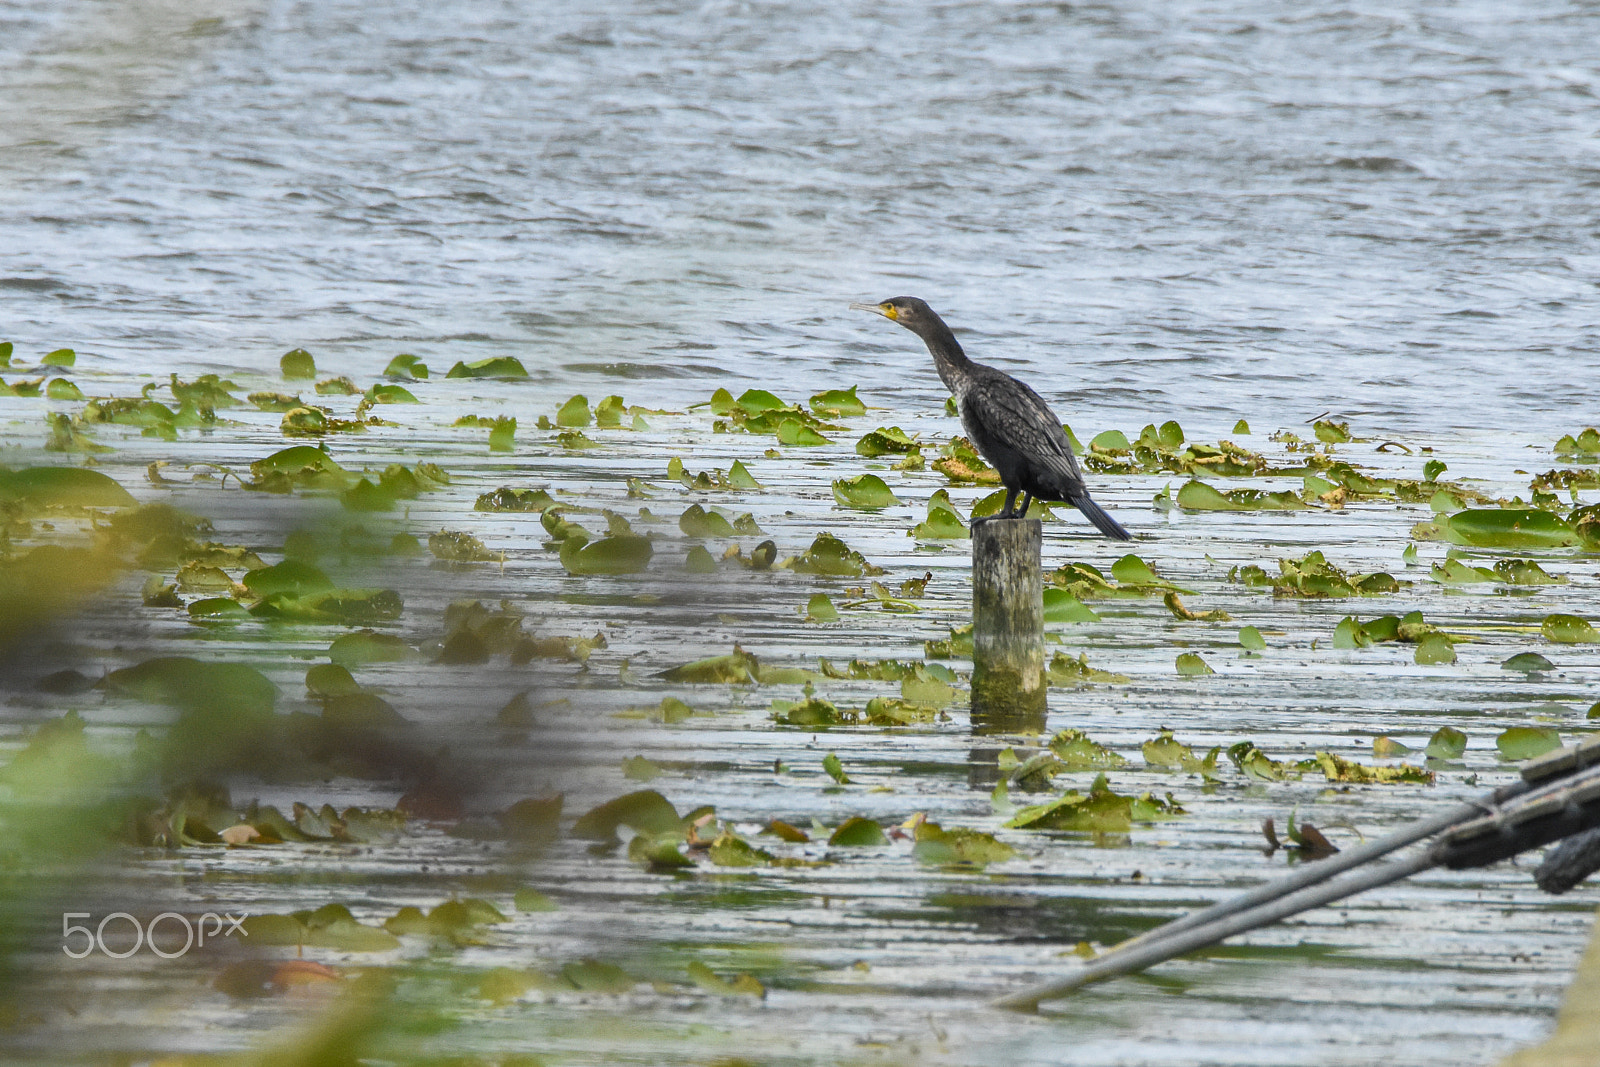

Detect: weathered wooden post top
970,516,1047,729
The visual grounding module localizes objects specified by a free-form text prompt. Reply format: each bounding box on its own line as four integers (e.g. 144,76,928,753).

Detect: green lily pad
0,466,135,508
811,385,866,416
41,348,75,367
787,532,884,577
1425,726,1468,760
685,545,718,573
556,395,591,427
305,663,363,697
777,418,828,446
727,459,762,489
280,348,316,379
328,630,414,666
572,789,681,841
1239,625,1267,651
827,816,886,847
1496,726,1562,761
45,377,83,400
1176,480,1308,511
366,383,418,404
1175,652,1214,676
856,425,919,457
1542,613,1600,643
242,560,334,598
1444,509,1577,549
805,594,839,623
187,597,247,618
913,822,1015,867
679,504,735,538
559,534,652,575
1413,632,1457,665
662,647,760,684
822,753,852,784
474,486,554,512
445,356,529,379
1502,652,1555,673
383,354,429,379
832,473,900,509
1043,588,1100,623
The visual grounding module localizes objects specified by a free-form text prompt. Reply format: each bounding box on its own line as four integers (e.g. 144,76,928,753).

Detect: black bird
851,296,1131,541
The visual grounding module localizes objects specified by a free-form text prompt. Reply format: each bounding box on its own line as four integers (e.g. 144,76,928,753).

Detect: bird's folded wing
961,380,1089,493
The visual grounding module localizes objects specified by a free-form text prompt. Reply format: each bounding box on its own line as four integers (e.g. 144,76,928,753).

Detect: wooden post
970,517,1047,734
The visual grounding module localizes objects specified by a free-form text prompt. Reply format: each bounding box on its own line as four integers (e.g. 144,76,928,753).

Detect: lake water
2,1,1599,1064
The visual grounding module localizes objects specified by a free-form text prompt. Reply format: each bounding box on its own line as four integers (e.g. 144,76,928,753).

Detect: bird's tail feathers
1070,492,1132,541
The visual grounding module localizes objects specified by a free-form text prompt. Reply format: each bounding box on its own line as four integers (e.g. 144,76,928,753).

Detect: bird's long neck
914,317,975,398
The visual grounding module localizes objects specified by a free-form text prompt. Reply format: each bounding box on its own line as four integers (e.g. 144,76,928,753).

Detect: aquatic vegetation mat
0,356,1596,1066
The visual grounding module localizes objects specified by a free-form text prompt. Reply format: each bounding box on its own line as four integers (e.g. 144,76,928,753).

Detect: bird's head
849,296,937,334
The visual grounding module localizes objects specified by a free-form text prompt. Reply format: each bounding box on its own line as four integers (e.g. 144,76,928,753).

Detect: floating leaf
685,545,718,573
736,389,786,414
805,594,839,623
1090,429,1131,452
572,789,681,841
1239,625,1267,651
827,816,886,846
383,354,428,379
679,503,735,538
561,959,636,992
475,486,553,511
1043,588,1100,623
1141,730,1221,778
1542,613,1600,644
811,385,866,416
822,753,851,784
446,356,528,379
1006,773,1183,832
727,459,762,489
242,560,334,598
1426,727,1468,760
1371,736,1411,758
786,532,884,577
280,348,316,379
1176,479,1308,511
856,425,919,457
559,534,652,575
913,821,1016,867
305,663,362,698
1413,632,1457,665
556,395,591,427
832,473,900,509
1444,509,1577,549
1048,728,1126,770
777,418,828,446
662,647,760,684
0,466,135,508
932,436,1000,484
1496,726,1562,761
328,631,413,667
1175,652,1214,676
366,383,418,404
1502,652,1554,673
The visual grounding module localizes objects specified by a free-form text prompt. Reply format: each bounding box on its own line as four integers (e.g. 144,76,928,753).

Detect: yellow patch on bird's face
882,304,899,321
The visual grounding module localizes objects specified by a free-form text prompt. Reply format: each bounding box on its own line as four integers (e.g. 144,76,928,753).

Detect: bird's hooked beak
850,301,897,321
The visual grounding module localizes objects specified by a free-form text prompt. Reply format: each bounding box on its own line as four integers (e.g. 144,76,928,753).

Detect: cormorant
851,296,1131,541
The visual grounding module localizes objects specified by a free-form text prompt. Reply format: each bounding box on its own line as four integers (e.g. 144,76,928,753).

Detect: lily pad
1496,726,1562,761
1443,509,1577,549
1043,588,1100,623
1542,613,1600,644
1425,726,1468,760
559,534,652,575
0,466,135,508
786,532,884,577
811,385,867,416
1176,480,1309,511
777,418,828,446
856,426,919,457
572,789,681,841
679,504,736,538
832,473,900,510
1502,652,1554,673
827,816,886,847
557,395,591,427
913,821,1016,867
1175,652,1214,676
445,356,529,379
280,348,316,379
